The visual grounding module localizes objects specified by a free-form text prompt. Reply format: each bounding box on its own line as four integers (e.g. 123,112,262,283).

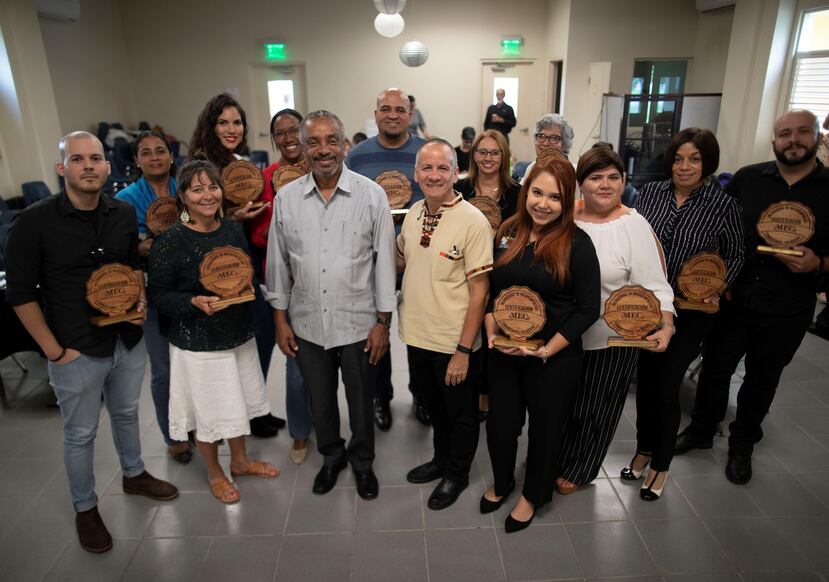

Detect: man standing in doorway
484,88,517,142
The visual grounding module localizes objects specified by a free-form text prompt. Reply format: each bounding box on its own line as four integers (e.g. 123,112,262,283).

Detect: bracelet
49,347,67,363
376,316,391,329
456,344,472,355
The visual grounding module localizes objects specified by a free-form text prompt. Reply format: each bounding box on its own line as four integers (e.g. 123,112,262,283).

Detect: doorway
249,64,308,155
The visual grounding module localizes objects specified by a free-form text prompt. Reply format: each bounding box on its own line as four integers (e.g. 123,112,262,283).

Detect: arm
502,105,517,131
264,191,299,356
12,303,80,364
718,196,746,286
147,231,205,319
556,235,602,343
247,165,277,249
364,189,397,364
446,273,489,386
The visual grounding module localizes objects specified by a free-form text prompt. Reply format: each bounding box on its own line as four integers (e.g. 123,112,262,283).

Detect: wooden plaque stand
675,252,727,314
491,285,547,350
222,160,265,213
604,285,662,348
86,263,143,327
199,245,256,309
755,201,815,258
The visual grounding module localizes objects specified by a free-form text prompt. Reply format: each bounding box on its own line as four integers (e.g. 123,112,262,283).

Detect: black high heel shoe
620,451,652,481
640,470,667,501
479,481,515,514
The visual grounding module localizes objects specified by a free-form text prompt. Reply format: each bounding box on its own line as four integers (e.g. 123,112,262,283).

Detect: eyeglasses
474,149,502,159
273,128,300,139
534,133,563,144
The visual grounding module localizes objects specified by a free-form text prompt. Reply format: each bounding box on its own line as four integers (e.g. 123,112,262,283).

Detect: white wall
686,5,734,93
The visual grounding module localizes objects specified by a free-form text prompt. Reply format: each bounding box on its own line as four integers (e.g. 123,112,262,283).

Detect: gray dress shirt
264,168,397,349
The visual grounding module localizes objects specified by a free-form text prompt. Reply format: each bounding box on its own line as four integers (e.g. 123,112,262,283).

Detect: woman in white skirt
148,160,278,504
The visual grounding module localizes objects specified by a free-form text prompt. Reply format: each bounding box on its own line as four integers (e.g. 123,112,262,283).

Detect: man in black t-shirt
483,89,516,142
675,110,829,485
5,131,178,553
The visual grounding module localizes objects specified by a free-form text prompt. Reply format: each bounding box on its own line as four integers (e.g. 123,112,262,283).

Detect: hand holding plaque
145,196,178,235
222,160,265,212
86,263,144,327
604,285,662,348
756,201,815,257
675,252,727,313
199,245,255,309
492,286,546,350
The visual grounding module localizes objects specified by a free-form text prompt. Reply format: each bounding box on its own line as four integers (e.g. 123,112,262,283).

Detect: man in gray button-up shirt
264,110,396,500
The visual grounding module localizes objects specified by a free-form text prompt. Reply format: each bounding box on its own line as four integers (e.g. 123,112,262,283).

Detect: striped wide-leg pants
558,347,639,485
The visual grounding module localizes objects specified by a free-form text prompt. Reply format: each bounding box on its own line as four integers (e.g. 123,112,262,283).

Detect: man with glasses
5,131,178,554
484,89,517,142
521,114,576,184
266,111,396,500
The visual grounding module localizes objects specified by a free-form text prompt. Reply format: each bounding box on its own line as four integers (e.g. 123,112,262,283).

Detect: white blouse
576,209,674,351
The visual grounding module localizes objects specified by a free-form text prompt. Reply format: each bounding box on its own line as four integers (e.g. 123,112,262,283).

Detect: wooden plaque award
221,160,265,209
469,196,502,233
86,263,143,327
375,170,413,210
604,285,662,348
756,201,815,257
199,246,255,309
675,252,727,313
145,196,178,235
492,285,547,350
271,162,309,192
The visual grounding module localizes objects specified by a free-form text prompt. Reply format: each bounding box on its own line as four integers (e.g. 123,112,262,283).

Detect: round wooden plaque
492,285,547,340
271,163,308,192
375,171,413,210
469,196,502,232
756,201,815,248
145,196,178,235
199,245,254,299
221,160,265,206
603,285,662,340
676,252,727,301
86,263,142,316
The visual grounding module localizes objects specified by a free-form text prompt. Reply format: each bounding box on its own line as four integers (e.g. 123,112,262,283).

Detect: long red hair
495,152,576,285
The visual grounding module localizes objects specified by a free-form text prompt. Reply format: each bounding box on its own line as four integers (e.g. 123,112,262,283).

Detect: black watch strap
456,344,472,355
377,316,392,329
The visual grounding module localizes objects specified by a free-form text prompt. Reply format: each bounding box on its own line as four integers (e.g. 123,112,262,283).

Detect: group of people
4,80,827,551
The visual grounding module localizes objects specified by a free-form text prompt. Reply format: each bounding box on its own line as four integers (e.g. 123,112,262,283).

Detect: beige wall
687,5,734,93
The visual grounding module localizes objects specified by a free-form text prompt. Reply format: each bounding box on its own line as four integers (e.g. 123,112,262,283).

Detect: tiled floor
0,321,827,582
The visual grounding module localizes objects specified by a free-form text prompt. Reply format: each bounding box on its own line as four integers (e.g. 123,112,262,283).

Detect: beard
774,140,819,166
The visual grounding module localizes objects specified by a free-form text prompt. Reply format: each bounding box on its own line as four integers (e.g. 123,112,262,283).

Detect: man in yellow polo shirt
397,138,493,510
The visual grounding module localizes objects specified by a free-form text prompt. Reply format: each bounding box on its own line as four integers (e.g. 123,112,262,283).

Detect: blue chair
250,150,269,170
0,197,15,225
21,182,51,207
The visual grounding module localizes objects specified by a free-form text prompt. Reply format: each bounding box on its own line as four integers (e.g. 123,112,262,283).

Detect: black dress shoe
262,413,287,429
505,510,534,533
312,461,347,494
427,478,468,510
355,469,379,500
725,452,752,484
374,398,392,431
406,461,443,484
480,480,515,514
414,399,431,426
250,416,278,438
673,427,713,455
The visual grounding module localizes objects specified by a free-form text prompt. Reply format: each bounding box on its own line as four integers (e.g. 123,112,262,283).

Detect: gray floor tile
5,491,77,545
0,536,69,582
0,494,35,540
353,531,428,582
781,358,828,384
121,538,211,582
355,485,424,531
97,493,161,539
566,521,657,578
768,437,829,472
664,574,742,582
710,441,788,474
198,535,280,582
371,439,425,486
779,405,829,436
0,426,33,459
612,476,697,520
44,539,140,582
422,479,497,529
145,491,223,538
673,474,763,518
740,573,824,582
637,518,731,574
743,472,827,516
284,487,355,533
666,449,725,476
801,378,829,406
275,533,352,582
772,385,822,407
552,478,628,523
214,488,292,535
795,471,829,508
772,515,829,569
425,529,504,582
705,517,812,572
0,458,63,497
496,523,582,580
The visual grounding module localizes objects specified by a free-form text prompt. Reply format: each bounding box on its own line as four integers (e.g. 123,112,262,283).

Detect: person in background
455,127,475,176
590,141,638,206
408,95,431,139
353,132,368,145
520,114,575,183
483,88,516,142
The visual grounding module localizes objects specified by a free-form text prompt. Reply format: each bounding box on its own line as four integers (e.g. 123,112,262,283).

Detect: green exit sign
265,43,287,61
500,38,522,57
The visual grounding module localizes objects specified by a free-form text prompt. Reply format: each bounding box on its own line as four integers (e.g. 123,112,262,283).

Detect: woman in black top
455,129,521,420
148,160,279,504
629,128,744,501
481,154,600,532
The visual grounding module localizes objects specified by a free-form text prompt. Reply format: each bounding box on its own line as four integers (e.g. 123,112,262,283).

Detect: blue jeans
48,338,147,512
286,355,312,439
144,305,183,446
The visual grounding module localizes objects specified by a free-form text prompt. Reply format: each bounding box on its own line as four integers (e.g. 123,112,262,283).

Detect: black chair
112,138,135,180
250,150,269,170
21,182,51,207
0,221,9,270
138,121,151,131
96,122,110,149
0,197,16,225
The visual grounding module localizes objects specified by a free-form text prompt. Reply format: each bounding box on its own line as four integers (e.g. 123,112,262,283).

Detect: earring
180,209,190,223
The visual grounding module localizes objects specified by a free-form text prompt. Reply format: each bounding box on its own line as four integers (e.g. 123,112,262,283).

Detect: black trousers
688,299,814,455
636,310,716,471
486,345,582,507
559,347,639,485
294,336,376,470
408,345,480,483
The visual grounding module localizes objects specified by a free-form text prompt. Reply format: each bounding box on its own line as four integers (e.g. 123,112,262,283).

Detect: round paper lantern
373,0,406,14
374,13,405,38
399,40,429,67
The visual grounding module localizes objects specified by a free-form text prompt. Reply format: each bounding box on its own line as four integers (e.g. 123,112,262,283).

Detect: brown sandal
209,477,240,504
230,459,280,479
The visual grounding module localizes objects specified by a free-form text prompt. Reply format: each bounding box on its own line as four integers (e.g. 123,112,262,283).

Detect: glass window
493,77,519,114
789,8,829,124
267,80,295,118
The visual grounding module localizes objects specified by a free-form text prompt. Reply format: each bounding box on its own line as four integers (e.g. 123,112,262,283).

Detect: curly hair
189,93,248,170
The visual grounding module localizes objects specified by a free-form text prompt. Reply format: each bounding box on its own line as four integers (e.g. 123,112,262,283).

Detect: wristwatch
376,316,392,329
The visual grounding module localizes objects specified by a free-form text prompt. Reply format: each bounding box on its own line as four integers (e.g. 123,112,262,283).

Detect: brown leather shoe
76,507,112,553
122,471,179,501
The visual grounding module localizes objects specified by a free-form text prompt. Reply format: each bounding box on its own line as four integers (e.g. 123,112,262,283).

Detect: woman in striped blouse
626,128,744,501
